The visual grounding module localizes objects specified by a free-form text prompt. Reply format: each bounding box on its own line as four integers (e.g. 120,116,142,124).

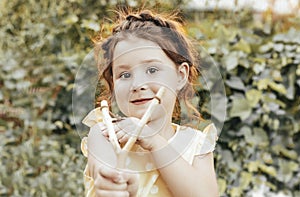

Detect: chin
128,110,145,119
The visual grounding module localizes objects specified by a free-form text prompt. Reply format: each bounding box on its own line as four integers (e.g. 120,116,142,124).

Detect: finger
94,175,127,191
99,165,122,182
119,135,129,143
114,118,138,134
123,172,139,185
124,173,139,197
102,130,108,138
98,122,107,131
96,190,129,197
98,123,109,137
114,122,123,133
116,130,126,140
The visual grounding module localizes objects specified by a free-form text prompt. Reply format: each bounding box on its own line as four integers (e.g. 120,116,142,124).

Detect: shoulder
177,123,218,155
199,123,218,154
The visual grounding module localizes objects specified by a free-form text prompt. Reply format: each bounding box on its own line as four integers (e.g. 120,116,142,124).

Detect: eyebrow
113,64,131,70
114,59,163,69
140,59,163,64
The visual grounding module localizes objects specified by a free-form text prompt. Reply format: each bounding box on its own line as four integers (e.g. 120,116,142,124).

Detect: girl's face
112,37,188,122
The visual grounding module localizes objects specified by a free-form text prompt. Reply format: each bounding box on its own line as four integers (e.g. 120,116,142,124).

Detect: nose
132,84,149,92
131,75,149,92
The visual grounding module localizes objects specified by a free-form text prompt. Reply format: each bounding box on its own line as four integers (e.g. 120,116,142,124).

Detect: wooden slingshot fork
81,87,166,196
100,87,166,169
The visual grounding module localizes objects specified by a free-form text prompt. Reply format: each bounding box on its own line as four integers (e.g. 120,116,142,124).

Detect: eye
119,72,131,79
146,67,159,74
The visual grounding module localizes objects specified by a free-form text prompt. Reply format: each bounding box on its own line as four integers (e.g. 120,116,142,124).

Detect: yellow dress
80,108,218,197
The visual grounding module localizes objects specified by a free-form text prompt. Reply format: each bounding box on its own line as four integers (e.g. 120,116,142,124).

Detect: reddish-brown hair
93,9,201,123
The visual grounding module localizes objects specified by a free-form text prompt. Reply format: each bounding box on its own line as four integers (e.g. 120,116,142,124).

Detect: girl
81,9,218,197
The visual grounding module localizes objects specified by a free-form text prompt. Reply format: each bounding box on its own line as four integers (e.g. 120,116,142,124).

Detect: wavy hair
93,9,202,124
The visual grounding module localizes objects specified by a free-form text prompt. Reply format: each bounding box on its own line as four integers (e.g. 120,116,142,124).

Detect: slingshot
82,87,166,169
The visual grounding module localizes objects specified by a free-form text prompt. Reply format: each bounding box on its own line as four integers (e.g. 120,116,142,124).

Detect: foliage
0,129,85,196
0,0,299,196
0,0,113,195
188,10,300,197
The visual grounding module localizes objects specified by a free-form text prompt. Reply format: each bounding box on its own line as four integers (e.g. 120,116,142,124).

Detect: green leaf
258,42,273,53
80,19,100,31
240,172,252,189
217,178,226,195
258,163,277,177
229,187,242,197
233,39,252,54
271,70,283,82
0,90,3,101
229,98,252,120
268,81,287,95
63,14,79,25
296,64,300,76
274,43,284,52
2,59,18,72
4,80,15,90
256,78,287,95
12,69,27,80
286,66,296,99
262,152,273,164
253,63,266,74
16,81,31,91
243,127,269,147
278,159,299,183
253,128,269,147
272,145,298,160
226,76,245,91
246,89,262,107
223,52,239,71
262,95,286,108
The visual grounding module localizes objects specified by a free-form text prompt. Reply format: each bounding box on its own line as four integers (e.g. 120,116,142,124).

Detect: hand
101,117,157,150
113,117,161,151
87,154,139,197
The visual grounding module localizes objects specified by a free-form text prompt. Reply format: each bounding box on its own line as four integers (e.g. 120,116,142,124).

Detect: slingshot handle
101,100,121,152
122,87,166,152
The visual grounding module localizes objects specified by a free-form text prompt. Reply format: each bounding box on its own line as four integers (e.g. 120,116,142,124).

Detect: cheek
114,82,129,97
165,75,179,91
113,81,131,109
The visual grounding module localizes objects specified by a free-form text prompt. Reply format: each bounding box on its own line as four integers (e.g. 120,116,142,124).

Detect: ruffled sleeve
173,123,218,164
195,123,218,156
83,165,96,196
81,137,97,196
81,137,88,157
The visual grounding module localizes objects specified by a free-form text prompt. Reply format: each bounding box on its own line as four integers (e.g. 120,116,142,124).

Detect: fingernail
117,175,126,183
114,175,122,183
112,117,125,123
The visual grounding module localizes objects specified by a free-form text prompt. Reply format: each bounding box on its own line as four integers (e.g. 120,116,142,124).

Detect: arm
86,123,139,197
151,136,219,197
115,119,219,197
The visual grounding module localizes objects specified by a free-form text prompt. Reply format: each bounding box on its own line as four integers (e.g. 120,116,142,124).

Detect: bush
188,11,300,196
0,1,299,196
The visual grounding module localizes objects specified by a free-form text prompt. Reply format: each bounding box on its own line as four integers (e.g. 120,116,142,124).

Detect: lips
130,98,153,105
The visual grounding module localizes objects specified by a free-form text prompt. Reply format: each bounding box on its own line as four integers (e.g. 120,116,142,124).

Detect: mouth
130,98,153,105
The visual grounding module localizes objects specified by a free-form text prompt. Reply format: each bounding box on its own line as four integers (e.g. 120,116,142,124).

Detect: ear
176,62,189,91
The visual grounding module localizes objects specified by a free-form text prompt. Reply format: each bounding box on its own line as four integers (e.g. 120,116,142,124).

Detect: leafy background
0,0,299,196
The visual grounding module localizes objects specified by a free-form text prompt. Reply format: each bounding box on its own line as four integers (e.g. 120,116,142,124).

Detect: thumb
122,171,139,185
123,172,139,197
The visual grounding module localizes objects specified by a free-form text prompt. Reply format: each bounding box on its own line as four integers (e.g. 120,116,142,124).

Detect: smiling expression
112,37,188,122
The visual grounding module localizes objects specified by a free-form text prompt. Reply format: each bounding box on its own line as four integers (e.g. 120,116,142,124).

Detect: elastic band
154,96,161,104
99,105,108,111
